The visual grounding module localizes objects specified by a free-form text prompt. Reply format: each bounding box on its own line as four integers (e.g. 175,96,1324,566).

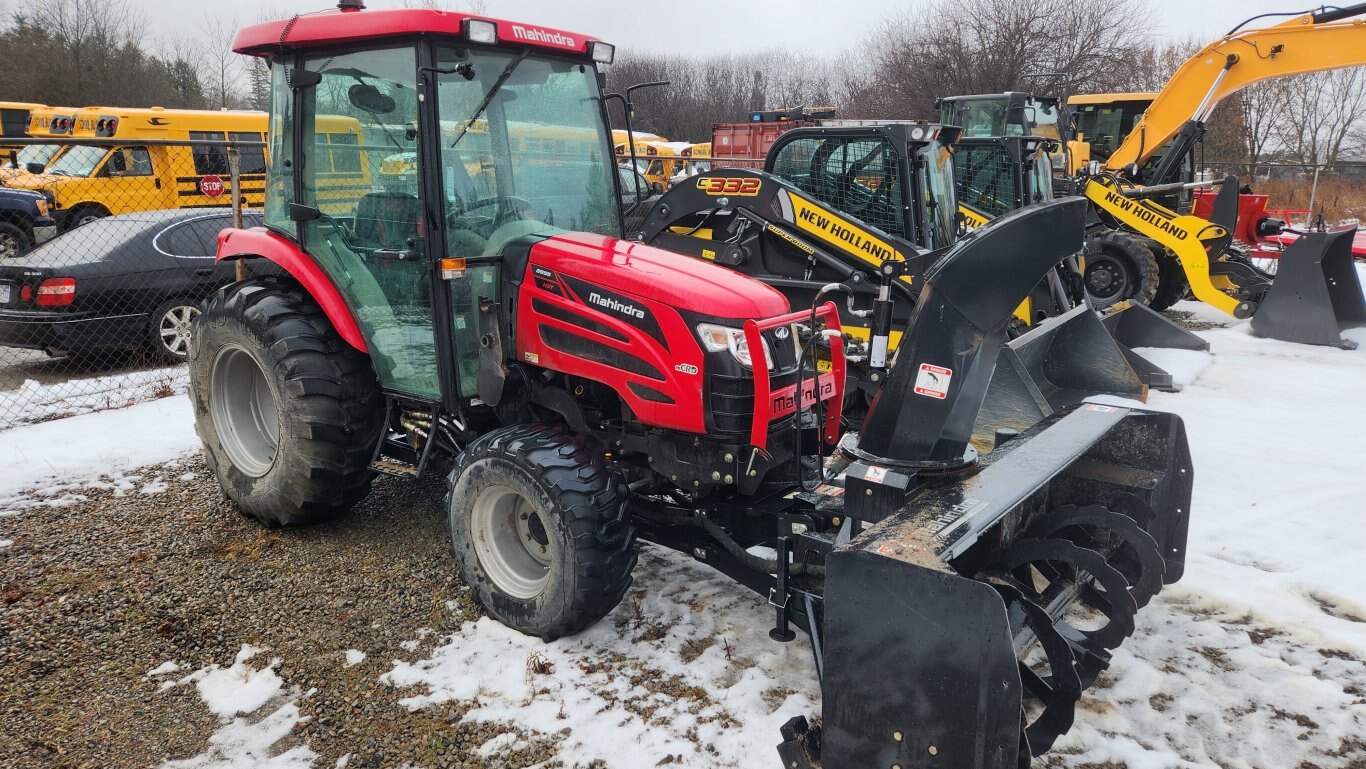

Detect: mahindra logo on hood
510,24,577,48
588,291,645,320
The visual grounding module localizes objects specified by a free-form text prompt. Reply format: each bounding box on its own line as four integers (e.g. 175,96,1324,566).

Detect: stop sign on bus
200,176,226,198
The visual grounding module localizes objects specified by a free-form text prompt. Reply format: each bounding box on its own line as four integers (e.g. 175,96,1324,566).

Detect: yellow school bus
0,105,79,182
6,106,366,228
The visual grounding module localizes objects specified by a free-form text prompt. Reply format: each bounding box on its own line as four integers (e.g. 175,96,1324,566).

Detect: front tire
189,277,384,526
1148,251,1190,312
447,424,636,641
1083,231,1160,310
0,222,32,259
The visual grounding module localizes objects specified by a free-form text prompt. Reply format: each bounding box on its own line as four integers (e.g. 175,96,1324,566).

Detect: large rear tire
189,277,384,526
447,423,636,641
1083,231,1160,310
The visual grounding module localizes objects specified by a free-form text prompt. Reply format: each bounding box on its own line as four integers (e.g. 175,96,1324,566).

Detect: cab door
98,147,164,215
293,46,439,400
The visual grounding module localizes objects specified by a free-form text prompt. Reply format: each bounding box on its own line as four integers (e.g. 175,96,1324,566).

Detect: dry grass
1255,175,1366,225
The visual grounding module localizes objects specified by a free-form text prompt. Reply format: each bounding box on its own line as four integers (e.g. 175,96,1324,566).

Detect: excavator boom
1106,3,1366,171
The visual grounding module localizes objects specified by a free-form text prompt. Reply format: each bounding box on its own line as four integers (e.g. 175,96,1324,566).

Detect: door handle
194,268,214,276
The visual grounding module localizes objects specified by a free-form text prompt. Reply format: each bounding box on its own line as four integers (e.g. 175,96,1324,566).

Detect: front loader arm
1106,4,1366,172
1083,176,1253,317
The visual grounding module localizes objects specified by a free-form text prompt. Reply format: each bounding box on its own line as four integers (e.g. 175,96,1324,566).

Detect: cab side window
770,136,904,238
103,147,153,177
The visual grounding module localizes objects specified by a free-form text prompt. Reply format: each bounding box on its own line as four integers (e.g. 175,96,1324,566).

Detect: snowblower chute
777,197,1193,768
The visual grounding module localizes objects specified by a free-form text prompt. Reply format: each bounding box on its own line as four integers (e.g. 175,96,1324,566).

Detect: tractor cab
236,9,623,403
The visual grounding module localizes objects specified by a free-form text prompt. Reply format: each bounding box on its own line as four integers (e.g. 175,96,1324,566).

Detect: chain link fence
0,138,272,431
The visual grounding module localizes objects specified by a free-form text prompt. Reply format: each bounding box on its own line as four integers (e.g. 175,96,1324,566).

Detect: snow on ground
153,645,317,769
0,394,200,514
0,366,188,431
382,547,819,769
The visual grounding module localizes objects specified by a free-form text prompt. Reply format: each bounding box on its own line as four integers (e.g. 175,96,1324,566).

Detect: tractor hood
533,232,790,321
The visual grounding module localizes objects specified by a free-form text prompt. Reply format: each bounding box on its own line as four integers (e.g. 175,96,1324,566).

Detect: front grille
709,368,800,435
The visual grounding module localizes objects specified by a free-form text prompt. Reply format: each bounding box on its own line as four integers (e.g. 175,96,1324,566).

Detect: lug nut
724,453,734,463
711,471,721,481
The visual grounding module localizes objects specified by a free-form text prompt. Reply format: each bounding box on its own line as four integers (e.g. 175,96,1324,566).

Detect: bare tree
1275,68,1366,170
191,14,247,110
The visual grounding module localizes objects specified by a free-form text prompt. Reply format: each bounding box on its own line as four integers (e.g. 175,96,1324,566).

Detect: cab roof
1066,92,1159,106
233,8,600,59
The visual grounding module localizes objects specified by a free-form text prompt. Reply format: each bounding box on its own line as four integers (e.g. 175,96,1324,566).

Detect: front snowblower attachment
778,197,1194,769
1250,226,1366,349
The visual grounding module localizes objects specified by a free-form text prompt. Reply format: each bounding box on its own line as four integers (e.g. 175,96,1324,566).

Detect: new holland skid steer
193,5,1195,766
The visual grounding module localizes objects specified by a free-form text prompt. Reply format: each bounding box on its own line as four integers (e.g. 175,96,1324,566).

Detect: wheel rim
471,483,551,600
209,345,280,478
1084,255,1131,302
77,214,103,226
159,304,200,358
0,233,18,258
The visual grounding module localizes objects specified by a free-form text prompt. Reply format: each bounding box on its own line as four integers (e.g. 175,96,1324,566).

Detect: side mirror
25,162,45,175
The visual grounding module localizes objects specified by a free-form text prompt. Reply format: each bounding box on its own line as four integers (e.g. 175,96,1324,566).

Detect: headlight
696,322,773,370
35,198,48,216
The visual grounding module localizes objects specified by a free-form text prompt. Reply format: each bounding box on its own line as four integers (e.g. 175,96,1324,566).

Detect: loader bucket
1250,227,1366,349
974,305,1147,450
811,404,1193,769
1102,301,1211,392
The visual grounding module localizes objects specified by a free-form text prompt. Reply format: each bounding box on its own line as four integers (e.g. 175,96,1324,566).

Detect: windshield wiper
449,49,530,149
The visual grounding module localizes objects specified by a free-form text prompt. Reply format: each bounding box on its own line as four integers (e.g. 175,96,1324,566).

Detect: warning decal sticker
914,363,953,400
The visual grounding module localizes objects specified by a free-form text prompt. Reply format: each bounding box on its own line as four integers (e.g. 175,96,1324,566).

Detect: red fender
216,227,368,353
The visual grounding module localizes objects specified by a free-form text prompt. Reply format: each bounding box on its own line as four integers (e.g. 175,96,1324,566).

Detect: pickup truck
0,187,57,258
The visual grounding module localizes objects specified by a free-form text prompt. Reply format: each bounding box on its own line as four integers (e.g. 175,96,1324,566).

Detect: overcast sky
134,0,1313,56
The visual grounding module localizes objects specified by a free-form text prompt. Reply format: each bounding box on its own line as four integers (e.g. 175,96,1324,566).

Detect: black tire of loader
447,423,637,642
1083,231,1160,309
189,277,384,526
1148,250,1190,312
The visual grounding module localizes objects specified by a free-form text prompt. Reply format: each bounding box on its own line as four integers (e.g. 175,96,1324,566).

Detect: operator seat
354,191,421,250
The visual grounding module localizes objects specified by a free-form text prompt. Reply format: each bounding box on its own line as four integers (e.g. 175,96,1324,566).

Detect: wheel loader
1053,3,1366,348
194,5,1196,766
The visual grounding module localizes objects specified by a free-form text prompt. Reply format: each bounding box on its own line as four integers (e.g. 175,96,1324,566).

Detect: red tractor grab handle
745,302,845,451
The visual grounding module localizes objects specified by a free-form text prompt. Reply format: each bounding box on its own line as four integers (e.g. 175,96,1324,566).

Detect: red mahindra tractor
191,5,1196,767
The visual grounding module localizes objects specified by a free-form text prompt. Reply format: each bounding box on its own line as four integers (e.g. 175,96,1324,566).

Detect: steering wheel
447,196,533,238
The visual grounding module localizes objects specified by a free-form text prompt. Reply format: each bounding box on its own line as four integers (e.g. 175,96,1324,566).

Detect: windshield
918,140,957,249
434,45,618,251
46,145,108,177
15,144,60,167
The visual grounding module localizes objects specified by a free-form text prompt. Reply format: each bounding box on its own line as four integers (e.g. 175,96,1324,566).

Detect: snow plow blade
975,305,1147,449
784,404,1193,769
1251,227,1366,349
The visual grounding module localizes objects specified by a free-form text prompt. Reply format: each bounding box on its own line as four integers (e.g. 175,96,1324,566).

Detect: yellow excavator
1060,4,1366,347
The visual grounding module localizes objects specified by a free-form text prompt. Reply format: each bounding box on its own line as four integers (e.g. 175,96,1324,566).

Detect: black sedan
0,209,269,363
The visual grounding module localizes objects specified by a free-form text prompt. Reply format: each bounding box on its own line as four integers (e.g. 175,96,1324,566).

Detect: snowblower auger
1251,226,1366,349
777,196,1193,769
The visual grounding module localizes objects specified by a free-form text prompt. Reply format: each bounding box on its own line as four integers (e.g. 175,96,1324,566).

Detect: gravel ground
0,458,558,769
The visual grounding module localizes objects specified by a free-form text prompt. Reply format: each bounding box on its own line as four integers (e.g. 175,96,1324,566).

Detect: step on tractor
193,5,1195,767
636,122,1195,399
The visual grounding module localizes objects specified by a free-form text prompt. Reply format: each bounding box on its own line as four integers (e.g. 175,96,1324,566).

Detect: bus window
230,131,267,175
325,134,361,174
191,131,230,175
